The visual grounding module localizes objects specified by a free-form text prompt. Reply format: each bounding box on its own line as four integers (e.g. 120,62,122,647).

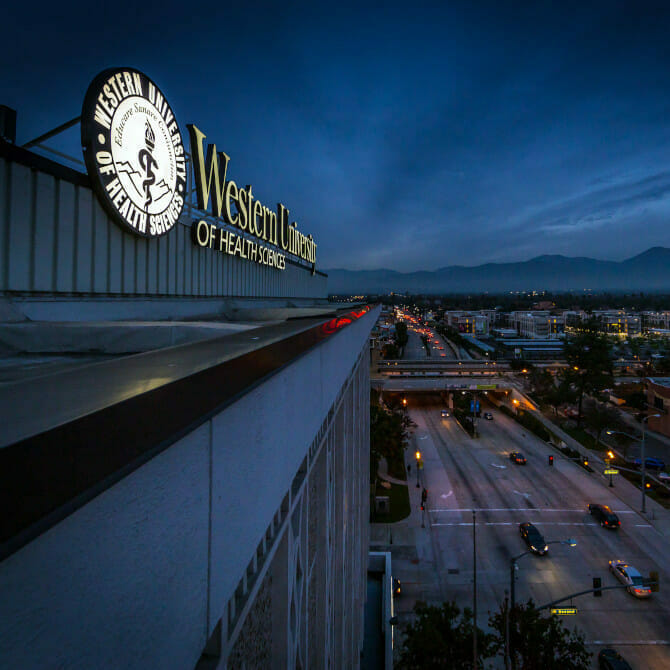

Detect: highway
408,395,670,669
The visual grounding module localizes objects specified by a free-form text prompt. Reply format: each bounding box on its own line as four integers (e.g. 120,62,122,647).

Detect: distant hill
325,247,670,294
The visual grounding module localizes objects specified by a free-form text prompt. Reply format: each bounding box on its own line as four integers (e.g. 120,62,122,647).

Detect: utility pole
504,590,510,670
473,509,477,670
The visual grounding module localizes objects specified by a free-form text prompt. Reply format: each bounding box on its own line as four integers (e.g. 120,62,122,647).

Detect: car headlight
530,546,536,551
543,545,548,552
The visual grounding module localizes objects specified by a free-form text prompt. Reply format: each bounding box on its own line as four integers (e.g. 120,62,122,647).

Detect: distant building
592,311,641,337
443,311,490,335
509,311,563,339
643,311,670,331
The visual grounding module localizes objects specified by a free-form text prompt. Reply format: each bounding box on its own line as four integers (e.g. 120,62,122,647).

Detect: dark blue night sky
3,1,670,272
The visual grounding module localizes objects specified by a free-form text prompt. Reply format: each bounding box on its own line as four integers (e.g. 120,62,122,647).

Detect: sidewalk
370,433,448,636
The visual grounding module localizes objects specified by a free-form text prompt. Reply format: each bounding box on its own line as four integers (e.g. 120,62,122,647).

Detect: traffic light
548,455,554,466
420,504,424,511
593,577,602,597
421,488,428,504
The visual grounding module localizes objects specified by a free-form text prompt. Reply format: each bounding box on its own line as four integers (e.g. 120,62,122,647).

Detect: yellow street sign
551,607,578,616
604,469,619,475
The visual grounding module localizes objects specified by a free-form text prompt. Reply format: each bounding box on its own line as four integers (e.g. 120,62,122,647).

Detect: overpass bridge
372,359,515,393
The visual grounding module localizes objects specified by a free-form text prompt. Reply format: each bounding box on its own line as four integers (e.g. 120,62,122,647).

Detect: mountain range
325,247,670,295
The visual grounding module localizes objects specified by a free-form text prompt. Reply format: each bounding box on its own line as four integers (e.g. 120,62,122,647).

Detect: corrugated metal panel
0,156,327,300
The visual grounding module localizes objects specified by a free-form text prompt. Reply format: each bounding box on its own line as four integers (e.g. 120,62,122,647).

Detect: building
443,310,490,336
0,68,377,669
592,311,641,337
645,378,670,438
509,311,563,339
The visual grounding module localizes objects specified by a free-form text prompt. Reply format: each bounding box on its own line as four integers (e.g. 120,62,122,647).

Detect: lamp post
415,450,421,488
640,414,661,513
508,538,576,668
473,509,478,670
607,451,615,487
606,414,661,513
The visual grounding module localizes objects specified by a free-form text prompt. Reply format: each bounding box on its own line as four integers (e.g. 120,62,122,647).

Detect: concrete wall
0,305,379,669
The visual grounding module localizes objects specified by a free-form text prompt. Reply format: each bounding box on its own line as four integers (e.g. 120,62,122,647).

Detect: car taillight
618,521,621,525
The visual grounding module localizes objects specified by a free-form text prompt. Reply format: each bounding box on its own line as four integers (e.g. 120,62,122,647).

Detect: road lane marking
429,508,635,513
513,490,532,499
440,491,453,499
432,521,597,527
589,640,670,646
491,463,507,469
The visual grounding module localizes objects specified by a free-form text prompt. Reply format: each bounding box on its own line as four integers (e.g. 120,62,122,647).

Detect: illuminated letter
252,200,263,237
187,125,230,217
192,220,210,247
224,180,239,226
278,203,289,250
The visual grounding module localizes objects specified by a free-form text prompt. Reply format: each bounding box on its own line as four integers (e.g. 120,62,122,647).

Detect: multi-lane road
409,395,670,669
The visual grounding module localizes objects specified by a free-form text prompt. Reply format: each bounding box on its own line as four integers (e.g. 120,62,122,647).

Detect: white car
609,560,652,598
658,471,670,482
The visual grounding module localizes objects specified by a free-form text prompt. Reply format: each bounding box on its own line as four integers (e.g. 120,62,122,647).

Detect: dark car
483,412,493,420
510,451,527,465
598,647,632,670
633,457,666,471
519,522,548,555
588,504,620,529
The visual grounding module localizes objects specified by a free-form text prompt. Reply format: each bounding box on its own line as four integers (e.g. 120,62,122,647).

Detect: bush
517,410,551,442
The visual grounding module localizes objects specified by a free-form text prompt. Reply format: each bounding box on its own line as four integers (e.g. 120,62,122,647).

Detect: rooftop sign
81,68,187,238
80,68,317,273
188,125,317,272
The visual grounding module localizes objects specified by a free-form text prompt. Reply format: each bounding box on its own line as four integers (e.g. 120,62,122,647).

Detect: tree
395,321,409,350
489,599,592,670
581,398,628,448
369,394,412,483
382,342,400,359
397,601,495,669
563,319,613,426
529,368,554,399
543,371,576,415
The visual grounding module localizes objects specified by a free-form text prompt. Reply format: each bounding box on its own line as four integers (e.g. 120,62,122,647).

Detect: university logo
81,68,187,238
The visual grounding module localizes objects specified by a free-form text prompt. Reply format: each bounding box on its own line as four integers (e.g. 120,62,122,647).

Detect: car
609,560,652,598
519,522,548,555
632,457,666,471
658,471,670,481
483,412,493,420
440,409,450,417
588,504,620,529
598,648,632,670
509,452,527,465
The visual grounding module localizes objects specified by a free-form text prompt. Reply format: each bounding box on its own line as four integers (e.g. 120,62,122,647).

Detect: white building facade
0,68,376,669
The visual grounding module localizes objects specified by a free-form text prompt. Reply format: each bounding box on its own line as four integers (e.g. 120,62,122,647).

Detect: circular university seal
81,67,186,238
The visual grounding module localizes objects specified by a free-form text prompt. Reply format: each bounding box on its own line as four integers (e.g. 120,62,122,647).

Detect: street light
640,414,661,513
509,538,577,611
606,413,661,513
606,450,615,487
415,450,421,488
507,537,577,668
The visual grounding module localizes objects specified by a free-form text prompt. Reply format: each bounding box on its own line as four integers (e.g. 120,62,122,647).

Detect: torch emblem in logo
138,121,158,209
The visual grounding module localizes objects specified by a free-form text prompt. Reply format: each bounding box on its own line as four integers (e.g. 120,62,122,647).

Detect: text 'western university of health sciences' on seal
81,68,187,238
